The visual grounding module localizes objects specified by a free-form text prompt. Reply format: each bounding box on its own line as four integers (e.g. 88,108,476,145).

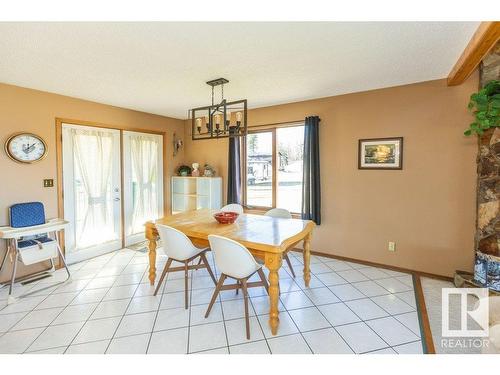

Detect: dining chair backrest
208,235,260,279
156,224,196,261
220,204,244,215
264,208,292,219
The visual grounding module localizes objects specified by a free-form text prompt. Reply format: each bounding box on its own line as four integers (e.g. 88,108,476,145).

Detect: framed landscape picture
358,137,403,170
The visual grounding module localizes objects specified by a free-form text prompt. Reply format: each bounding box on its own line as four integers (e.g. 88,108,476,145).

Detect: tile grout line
145,262,177,354
337,296,394,352
208,262,230,354
186,267,194,354
0,266,97,335
144,258,170,354
288,254,421,354
101,253,147,353
19,252,121,353
318,261,410,353
2,250,425,354
247,296,272,354
279,279,324,354
60,252,142,353
25,322,425,354
329,274,420,352
282,270,358,354
314,256,396,353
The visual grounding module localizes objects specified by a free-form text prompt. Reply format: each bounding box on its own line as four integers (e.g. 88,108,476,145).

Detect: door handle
114,198,121,202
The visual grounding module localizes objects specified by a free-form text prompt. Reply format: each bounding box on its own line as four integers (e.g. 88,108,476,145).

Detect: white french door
62,124,164,263
123,131,163,246
62,124,122,263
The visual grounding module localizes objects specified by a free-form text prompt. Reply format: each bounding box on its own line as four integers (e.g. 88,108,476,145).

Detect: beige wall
184,75,479,277
0,74,480,280
0,83,185,281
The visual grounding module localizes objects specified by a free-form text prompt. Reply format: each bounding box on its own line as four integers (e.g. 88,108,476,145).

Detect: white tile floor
0,249,424,354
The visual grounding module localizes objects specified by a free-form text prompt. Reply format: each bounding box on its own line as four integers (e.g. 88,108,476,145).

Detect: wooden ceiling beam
447,22,500,86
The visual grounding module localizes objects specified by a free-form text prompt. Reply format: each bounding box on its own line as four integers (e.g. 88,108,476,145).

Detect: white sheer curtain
130,134,160,234
72,128,115,249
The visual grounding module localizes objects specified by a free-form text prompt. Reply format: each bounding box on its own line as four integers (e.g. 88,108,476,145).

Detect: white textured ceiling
0,22,479,119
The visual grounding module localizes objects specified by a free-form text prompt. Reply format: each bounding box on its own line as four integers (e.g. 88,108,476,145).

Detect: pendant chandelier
190,78,247,141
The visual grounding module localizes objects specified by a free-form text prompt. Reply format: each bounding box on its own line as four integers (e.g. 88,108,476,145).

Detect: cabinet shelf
172,193,209,198
171,176,222,214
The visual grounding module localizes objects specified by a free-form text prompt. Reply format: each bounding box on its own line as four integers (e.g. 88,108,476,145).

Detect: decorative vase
177,165,192,176
203,164,216,177
192,163,200,177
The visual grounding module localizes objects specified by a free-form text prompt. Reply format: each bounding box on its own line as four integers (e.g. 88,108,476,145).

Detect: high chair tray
0,219,69,239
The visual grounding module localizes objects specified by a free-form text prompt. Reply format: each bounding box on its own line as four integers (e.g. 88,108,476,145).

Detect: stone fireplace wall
476,41,500,258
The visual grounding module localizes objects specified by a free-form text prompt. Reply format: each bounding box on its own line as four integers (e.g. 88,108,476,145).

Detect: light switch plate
43,179,54,187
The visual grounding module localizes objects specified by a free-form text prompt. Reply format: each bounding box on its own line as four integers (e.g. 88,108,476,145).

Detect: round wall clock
5,133,48,164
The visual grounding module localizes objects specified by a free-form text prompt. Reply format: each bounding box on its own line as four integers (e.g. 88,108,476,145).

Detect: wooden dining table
145,209,315,335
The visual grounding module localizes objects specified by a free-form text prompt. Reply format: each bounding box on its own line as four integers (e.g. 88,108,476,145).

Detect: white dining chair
220,203,244,214
264,208,297,278
205,234,269,340
154,224,217,309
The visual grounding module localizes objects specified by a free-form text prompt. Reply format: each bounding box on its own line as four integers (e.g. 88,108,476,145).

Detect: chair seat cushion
10,202,46,228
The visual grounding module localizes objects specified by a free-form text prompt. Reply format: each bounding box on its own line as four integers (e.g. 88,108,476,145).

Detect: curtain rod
248,120,305,129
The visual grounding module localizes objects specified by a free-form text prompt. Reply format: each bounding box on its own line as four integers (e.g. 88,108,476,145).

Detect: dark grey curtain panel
227,128,242,204
302,116,321,224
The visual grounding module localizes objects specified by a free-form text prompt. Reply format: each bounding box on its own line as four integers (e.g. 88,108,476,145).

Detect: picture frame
358,137,403,170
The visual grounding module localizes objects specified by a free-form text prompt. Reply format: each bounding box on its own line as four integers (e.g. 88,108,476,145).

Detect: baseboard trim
291,248,454,282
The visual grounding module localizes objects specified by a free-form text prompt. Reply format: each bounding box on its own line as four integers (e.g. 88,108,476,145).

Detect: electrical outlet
388,242,396,252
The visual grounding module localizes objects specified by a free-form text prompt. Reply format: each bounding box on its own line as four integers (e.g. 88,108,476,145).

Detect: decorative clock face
5,133,47,163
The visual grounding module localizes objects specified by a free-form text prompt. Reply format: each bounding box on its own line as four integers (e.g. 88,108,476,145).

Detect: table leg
303,232,312,287
265,252,282,336
146,224,157,286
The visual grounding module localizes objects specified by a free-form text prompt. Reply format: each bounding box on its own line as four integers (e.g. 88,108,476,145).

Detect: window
244,124,304,213
245,131,273,207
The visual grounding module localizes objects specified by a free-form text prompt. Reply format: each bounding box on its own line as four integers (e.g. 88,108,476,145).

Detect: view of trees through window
246,131,273,207
245,125,304,213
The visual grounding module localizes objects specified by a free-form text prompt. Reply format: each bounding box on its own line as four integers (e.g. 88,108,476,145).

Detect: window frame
242,122,304,215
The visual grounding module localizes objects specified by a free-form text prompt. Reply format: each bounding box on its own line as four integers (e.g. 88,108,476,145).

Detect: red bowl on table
213,211,239,224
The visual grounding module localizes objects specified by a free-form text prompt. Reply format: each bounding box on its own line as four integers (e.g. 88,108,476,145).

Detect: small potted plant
177,165,192,176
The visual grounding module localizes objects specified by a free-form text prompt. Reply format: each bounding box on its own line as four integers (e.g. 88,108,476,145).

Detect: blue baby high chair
0,202,71,303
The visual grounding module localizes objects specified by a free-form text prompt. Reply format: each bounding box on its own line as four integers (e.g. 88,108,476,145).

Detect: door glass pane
71,128,117,250
277,126,304,213
246,132,273,207
129,135,161,235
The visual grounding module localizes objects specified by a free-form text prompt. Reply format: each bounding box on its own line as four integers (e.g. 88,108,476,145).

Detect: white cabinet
171,177,222,214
